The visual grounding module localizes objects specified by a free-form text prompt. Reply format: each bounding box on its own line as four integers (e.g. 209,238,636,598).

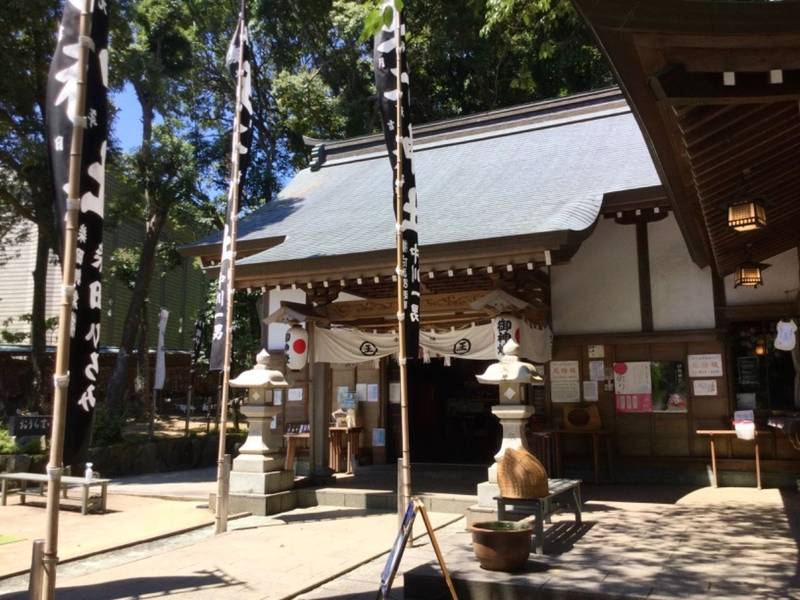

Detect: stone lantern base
212,403,297,516
214,465,297,517
466,405,536,527
211,477,297,516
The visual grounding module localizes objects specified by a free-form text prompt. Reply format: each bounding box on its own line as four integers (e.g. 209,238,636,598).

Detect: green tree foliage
1,0,612,415
0,428,18,454
0,0,63,407
104,1,205,413
360,0,611,122
480,0,612,98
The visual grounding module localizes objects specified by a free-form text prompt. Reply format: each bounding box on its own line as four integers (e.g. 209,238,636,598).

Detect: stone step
210,489,297,516
297,487,476,515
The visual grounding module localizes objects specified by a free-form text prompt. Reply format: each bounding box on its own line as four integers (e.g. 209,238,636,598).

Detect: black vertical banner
210,13,253,372
47,0,109,463
374,0,421,358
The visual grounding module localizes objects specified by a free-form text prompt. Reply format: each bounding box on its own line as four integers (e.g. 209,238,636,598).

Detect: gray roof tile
197,102,660,266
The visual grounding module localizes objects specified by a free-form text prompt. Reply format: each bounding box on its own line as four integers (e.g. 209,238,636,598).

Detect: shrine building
183,81,800,488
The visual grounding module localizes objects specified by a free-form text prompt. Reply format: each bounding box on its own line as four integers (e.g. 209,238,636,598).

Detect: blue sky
112,83,143,152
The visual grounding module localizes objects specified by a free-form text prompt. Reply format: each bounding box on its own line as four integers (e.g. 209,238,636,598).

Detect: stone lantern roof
476,340,543,384
229,349,289,388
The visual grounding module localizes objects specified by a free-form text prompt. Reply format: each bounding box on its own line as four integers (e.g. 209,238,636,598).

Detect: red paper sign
615,393,652,413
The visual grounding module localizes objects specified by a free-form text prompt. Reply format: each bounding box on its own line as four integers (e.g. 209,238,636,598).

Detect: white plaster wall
648,215,715,330
724,247,799,306
267,288,307,350
551,218,641,334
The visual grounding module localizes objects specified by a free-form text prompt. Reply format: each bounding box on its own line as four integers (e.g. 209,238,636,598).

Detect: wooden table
553,429,614,485
696,429,774,489
329,426,363,474
283,432,310,471
0,472,110,515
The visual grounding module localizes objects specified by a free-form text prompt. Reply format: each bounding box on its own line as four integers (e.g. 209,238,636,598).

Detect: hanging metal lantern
728,197,767,232
285,323,309,370
734,261,769,288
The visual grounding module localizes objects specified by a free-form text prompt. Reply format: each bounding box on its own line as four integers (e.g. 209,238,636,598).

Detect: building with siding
0,218,208,351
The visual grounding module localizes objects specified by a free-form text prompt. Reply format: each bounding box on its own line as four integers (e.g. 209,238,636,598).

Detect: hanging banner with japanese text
491,315,552,363
311,322,552,364
210,12,254,371
419,325,496,360
47,0,109,462
314,328,399,364
374,0,421,358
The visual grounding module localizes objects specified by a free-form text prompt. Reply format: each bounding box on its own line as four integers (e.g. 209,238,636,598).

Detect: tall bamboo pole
393,8,413,514
214,0,247,535
41,1,93,597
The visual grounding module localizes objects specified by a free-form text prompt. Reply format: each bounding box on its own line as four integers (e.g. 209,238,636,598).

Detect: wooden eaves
573,0,800,275
202,229,584,292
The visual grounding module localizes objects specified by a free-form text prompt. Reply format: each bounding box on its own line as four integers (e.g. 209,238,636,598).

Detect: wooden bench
496,478,582,554
0,472,111,515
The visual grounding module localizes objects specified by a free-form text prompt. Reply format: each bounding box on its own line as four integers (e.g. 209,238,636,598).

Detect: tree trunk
104,209,166,414
104,96,162,415
137,302,153,439
28,223,50,412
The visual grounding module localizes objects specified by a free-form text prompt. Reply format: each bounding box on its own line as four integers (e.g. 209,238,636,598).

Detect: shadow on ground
404,494,800,599
0,569,243,600
5,500,120,515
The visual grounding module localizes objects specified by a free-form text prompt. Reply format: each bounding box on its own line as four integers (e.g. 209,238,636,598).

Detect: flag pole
214,0,247,535
42,0,93,597
393,7,413,514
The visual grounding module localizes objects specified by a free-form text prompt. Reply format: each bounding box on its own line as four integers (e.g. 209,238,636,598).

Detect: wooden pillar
636,220,653,332
259,289,271,349
308,322,332,479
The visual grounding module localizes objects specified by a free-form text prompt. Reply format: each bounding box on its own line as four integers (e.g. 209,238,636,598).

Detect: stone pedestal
466,405,535,525
221,402,296,515
487,405,535,484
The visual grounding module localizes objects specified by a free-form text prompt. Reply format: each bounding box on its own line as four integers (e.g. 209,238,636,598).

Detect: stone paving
239,487,799,600
105,465,217,500
399,487,800,600
2,469,799,599
0,506,459,600
0,493,215,579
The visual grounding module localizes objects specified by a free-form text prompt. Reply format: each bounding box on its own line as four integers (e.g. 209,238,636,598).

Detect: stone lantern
468,339,543,523
227,349,296,514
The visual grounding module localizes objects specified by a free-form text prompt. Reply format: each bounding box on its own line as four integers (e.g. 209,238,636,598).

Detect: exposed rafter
574,0,800,274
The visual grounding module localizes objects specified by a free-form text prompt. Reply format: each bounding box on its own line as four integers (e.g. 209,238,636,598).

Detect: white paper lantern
285,324,309,370
492,314,522,358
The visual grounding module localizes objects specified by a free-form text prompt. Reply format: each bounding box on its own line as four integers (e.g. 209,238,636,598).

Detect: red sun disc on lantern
613,362,628,375
293,339,307,355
